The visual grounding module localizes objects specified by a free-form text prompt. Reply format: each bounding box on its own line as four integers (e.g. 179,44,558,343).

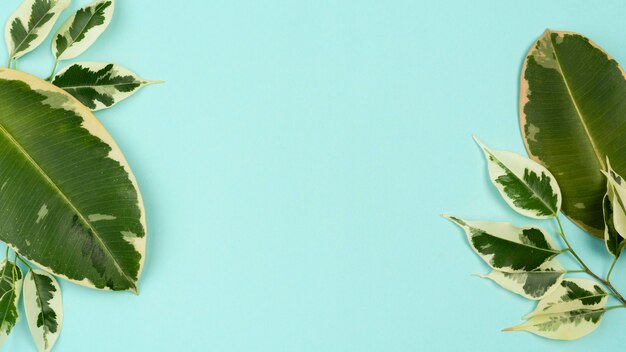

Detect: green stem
46,59,59,81
607,255,620,282
555,215,626,306
17,255,32,271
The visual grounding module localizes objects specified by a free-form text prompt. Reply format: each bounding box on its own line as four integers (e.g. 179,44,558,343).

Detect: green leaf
478,259,565,300
0,260,23,347
603,159,626,241
52,0,115,61
505,309,605,340
474,137,561,219
23,269,63,352
52,62,161,111
524,278,608,319
5,0,70,60
0,68,146,292
603,194,624,257
520,29,626,238
443,216,561,272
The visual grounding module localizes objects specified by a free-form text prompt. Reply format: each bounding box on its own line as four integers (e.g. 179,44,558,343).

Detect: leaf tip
502,325,520,332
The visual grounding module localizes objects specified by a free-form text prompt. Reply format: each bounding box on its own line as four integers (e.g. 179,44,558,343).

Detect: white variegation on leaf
603,194,624,258
0,260,23,347
505,309,606,340
474,137,561,219
443,216,561,272
5,0,70,60
603,158,626,241
524,278,608,319
52,0,115,61
23,269,63,352
52,62,161,111
478,259,564,300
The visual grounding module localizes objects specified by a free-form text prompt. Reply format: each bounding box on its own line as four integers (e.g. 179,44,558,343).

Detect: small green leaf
478,259,564,300
23,269,63,352
443,216,561,272
524,278,608,319
0,260,23,347
5,0,70,60
602,194,624,258
474,137,561,219
603,159,626,241
52,0,115,61
52,62,161,111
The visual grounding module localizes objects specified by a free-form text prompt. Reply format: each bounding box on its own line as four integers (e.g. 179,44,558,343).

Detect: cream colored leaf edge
477,259,564,300
523,278,608,319
23,270,63,352
0,260,23,347
0,68,147,294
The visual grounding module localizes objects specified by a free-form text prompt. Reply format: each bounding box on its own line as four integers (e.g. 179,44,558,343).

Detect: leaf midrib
0,124,135,290
548,34,606,171
12,4,56,57
480,230,560,255
57,2,109,58
62,82,141,90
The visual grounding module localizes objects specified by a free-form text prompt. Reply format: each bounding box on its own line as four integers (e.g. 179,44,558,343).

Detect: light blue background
1,0,626,350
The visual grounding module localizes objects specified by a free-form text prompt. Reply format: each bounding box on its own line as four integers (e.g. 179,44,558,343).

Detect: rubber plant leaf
520,29,626,238
0,260,23,347
474,137,561,219
5,0,70,60
443,216,561,272
477,259,565,300
0,68,146,293
52,62,161,111
505,279,608,340
52,0,115,61
23,269,63,352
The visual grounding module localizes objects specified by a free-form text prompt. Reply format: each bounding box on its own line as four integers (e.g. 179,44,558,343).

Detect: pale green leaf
5,0,70,60
0,260,23,347
52,0,115,61
23,269,63,352
0,68,146,292
520,29,626,238
524,278,608,319
443,216,561,272
52,62,161,111
474,137,561,219
505,309,605,340
603,158,626,241
478,259,564,300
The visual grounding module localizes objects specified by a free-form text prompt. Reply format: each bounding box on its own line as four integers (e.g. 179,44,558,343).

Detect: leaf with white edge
0,260,23,347
0,68,146,292
505,309,605,340
443,216,561,272
474,137,561,219
603,158,626,240
5,0,70,60
603,194,624,257
52,0,115,61
478,259,565,300
524,278,608,319
23,270,63,352
52,62,161,111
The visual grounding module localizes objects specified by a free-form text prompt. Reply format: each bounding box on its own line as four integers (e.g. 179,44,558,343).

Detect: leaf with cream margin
53,62,161,111
520,30,626,238
524,278,608,319
504,309,606,340
23,270,63,352
602,194,624,257
474,137,561,219
52,0,115,61
603,159,626,241
443,216,561,272
0,68,146,292
5,0,70,60
0,260,23,347
478,259,564,300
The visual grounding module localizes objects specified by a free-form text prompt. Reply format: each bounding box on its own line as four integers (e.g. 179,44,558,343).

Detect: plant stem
607,255,620,282
46,59,58,81
16,255,32,270
555,216,626,306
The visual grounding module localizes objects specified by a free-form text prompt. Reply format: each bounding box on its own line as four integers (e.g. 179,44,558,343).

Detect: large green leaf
0,68,146,292
520,29,626,238
5,0,70,61
443,216,561,272
0,260,23,347
23,269,63,352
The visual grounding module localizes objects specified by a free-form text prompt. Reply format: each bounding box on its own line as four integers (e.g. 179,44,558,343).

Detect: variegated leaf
23,270,63,352
52,0,115,61
478,259,564,300
0,260,23,347
474,137,561,219
603,194,624,257
603,159,626,240
505,309,606,340
443,216,561,272
524,279,608,319
5,0,70,60
52,62,160,111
